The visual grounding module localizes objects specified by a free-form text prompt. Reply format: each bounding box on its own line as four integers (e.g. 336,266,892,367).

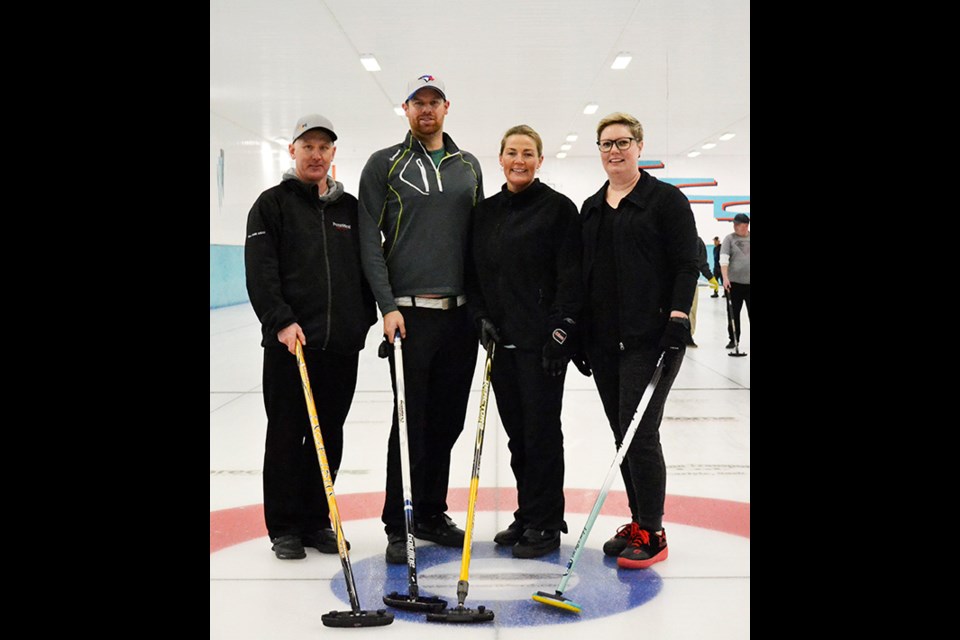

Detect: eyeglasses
597,137,637,152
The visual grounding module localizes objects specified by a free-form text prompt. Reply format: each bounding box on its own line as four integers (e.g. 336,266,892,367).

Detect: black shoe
414,513,465,547
686,339,698,348
385,531,406,564
494,520,524,546
271,535,306,560
617,527,668,569
602,522,639,557
303,528,349,554
512,529,560,558
710,292,719,298
725,341,736,349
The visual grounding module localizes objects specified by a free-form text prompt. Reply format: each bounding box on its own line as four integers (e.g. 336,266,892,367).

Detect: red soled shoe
603,522,641,557
616,527,668,569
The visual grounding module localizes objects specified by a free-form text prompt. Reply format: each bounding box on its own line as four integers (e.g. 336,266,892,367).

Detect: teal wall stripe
210,244,248,308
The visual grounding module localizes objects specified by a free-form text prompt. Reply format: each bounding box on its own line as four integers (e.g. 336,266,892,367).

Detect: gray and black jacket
357,130,484,316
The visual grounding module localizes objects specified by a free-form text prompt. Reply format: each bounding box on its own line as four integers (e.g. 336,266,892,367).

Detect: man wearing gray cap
245,114,377,560
720,213,751,349
358,74,484,564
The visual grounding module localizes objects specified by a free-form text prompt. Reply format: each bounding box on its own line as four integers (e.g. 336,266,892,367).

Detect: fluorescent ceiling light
611,52,632,69
394,106,405,116
583,103,599,114
360,54,381,71
701,143,717,149
556,152,567,159
560,144,572,151
718,132,736,141
687,151,701,157
566,133,578,142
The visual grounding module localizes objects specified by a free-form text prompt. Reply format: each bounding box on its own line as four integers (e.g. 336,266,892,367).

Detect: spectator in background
720,213,751,349
687,237,719,348
711,236,724,298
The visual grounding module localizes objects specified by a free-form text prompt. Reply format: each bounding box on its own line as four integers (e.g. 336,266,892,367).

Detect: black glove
478,318,501,352
377,336,391,359
542,318,576,376
571,351,592,377
659,317,691,352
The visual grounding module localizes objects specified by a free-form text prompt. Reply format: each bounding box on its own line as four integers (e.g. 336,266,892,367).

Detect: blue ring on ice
331,542,662,626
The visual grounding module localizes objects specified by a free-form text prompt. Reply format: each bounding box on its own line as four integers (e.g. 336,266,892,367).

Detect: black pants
491,347,567,532
261,346,359,540
726,282,751,342
587,343,684,532
382,305,478,532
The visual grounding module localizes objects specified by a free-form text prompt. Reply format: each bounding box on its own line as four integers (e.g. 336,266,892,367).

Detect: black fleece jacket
580,171,699,347
467,179,583,350
244,173,376,353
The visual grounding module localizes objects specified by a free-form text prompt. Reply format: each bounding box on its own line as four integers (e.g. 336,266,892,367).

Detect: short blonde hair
596,112,643,143
499,124,543,157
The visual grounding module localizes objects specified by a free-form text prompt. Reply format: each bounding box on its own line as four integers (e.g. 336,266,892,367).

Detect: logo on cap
418,75,435,83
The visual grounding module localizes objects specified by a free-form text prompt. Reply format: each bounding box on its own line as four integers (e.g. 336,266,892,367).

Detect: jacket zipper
434,155,444,192
319,202,332,350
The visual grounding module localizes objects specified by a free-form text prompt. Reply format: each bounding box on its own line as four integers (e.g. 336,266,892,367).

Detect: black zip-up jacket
580,171,699,347
467,179,583,350
245,173,377,353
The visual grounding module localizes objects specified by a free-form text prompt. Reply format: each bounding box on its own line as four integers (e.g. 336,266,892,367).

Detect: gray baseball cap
291,114,337,142
405,74,446,102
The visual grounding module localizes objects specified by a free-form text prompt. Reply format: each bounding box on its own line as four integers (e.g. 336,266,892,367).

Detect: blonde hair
499,124,543,157
596,112,643,143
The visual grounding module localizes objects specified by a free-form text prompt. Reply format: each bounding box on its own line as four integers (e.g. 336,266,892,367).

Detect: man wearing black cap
720,213,751,349
358,74,485,564
245,114,377,560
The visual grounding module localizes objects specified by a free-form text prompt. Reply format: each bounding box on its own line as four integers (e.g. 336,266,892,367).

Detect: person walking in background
244,114,377,560
357,74,485,564
721,213,751,349
711,236,724,298
687,237,719,348
467,124,584,558
579,112,699,570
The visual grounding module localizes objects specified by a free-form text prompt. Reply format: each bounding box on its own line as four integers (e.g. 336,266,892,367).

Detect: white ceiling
210,0,750,162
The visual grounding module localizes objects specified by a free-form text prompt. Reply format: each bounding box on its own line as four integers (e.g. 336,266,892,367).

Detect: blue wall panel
210,244,248,308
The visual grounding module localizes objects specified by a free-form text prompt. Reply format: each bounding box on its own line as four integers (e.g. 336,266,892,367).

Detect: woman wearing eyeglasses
578,112,699,570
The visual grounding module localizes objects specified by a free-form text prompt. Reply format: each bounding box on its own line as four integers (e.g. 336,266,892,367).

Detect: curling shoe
617,527,668,569
271,535,306,560
385,531,406,564
512,529,560,558
414,513,465,547
494,520,524,546
303,528,349,554
603,522,640,557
